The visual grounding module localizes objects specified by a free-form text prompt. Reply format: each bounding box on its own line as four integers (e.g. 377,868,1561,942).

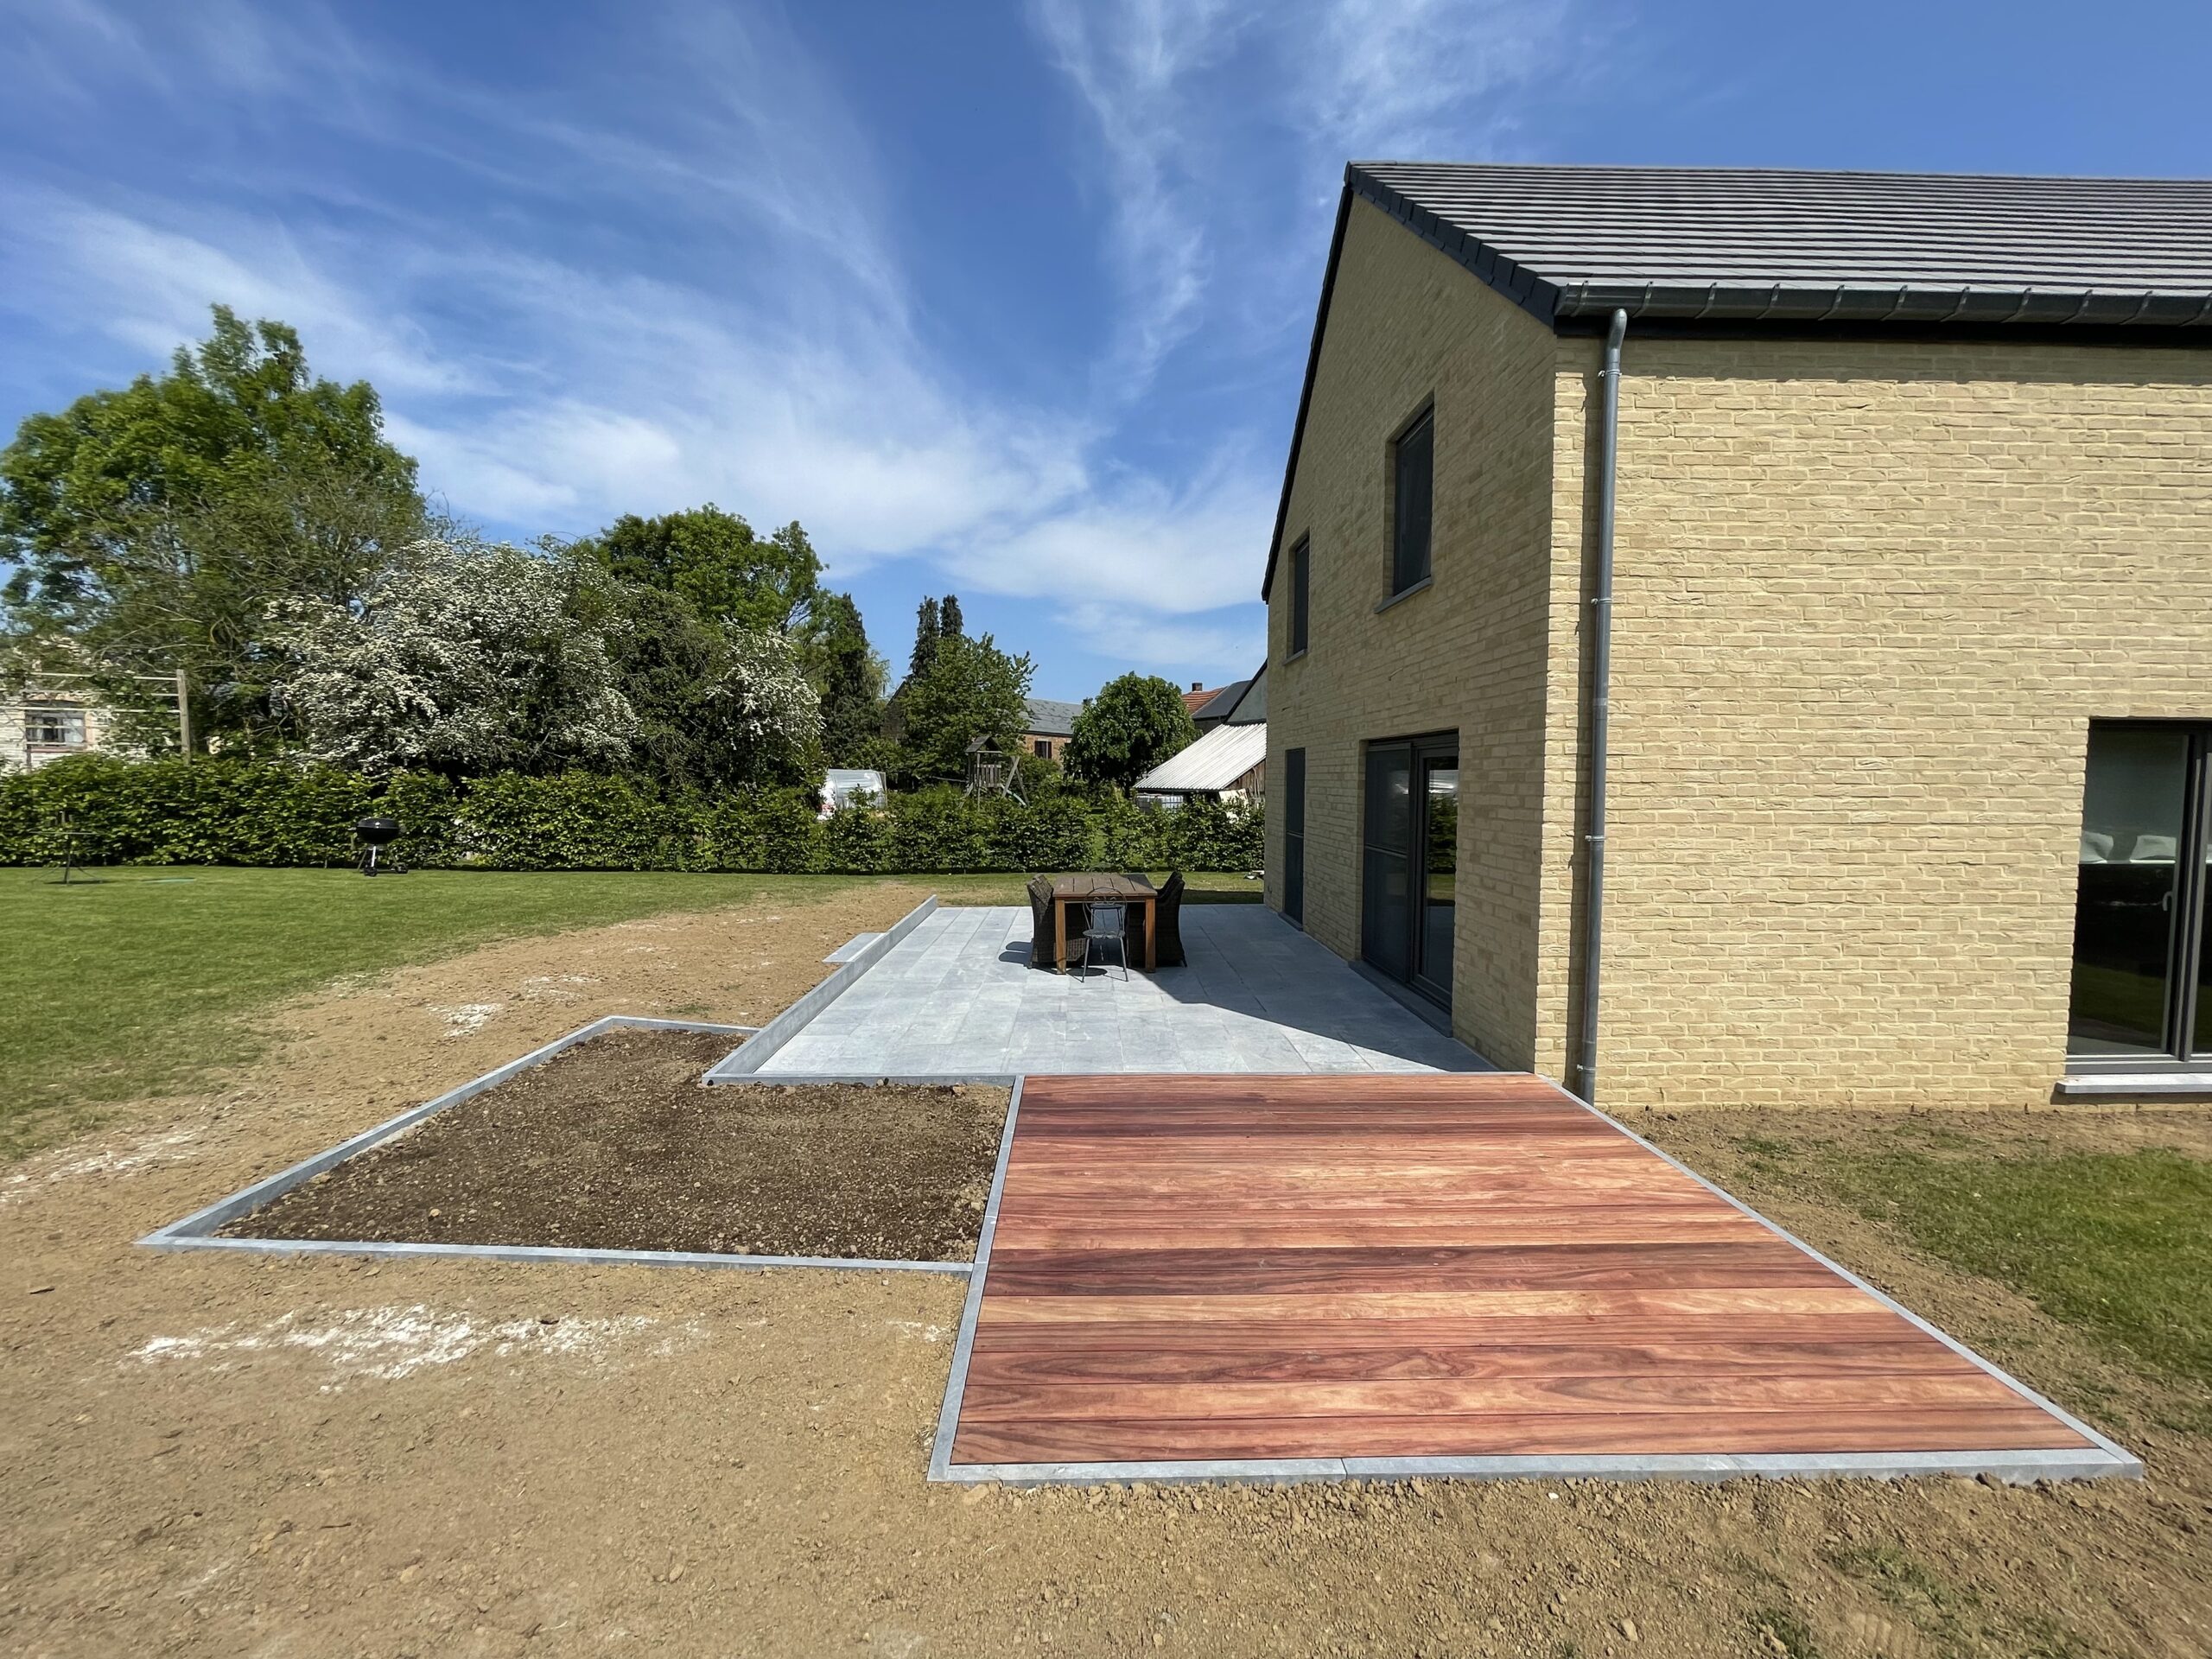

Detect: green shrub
0,759,1263,874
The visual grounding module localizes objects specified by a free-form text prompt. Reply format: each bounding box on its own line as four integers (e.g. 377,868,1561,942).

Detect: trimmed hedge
0,756,1263,874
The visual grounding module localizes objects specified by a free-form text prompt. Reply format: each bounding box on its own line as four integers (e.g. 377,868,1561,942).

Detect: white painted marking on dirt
3,1128,203,1205
428,1003,505,1037
886,1319,945,1344
127,1305,705,1384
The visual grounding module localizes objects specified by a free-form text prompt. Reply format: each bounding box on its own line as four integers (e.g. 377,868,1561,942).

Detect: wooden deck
933,1074,2133,1483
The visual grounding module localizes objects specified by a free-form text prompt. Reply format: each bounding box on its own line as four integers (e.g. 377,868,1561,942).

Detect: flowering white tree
266,537,638,777
695,626,821,784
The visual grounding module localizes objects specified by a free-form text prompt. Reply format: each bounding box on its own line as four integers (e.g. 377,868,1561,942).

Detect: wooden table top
1050,874,1156,900
941,1073,2101,1474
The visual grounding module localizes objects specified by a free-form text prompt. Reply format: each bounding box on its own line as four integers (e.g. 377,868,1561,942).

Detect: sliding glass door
2068,722,2212,1067
1363,733,1458,1006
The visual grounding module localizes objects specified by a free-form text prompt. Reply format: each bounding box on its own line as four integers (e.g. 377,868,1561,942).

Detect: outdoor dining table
1052,873,1158,973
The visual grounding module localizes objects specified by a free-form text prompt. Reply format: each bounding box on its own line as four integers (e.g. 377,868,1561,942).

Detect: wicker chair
1027,876,1085,970
1154,870,1187,967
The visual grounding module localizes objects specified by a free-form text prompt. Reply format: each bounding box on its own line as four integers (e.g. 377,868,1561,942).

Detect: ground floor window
1361,733,1457,1006
2068,721,2211,1066
1281,747,1306,925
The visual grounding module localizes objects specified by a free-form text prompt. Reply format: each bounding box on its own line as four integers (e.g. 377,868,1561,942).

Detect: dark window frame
2067,718,2212,1072
1287,535,1311,658
1281,747,1306,925
1389,404,1434,596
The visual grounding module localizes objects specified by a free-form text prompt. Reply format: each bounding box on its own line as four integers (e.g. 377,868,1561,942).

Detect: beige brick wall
1266,197,1562,1068
1595,338,2212,1108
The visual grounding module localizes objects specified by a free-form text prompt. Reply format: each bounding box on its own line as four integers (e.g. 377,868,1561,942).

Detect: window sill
1281,648,1308,665
2055,1070,2212,1099
1373,576,1433,615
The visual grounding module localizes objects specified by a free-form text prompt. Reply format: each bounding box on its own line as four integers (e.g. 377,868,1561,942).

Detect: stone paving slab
758,903,1491,1077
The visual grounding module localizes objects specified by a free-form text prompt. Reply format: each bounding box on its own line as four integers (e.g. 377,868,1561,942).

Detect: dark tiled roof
1351,162,2212,329
1262,162,2212,599
1192,678,1250,721
1022,697,1082,737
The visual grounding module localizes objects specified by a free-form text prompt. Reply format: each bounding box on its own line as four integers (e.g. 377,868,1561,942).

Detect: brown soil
224,1029,1006,1262
5,899,2212,1659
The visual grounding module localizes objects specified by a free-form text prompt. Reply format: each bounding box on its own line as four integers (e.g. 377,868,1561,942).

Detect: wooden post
175,669,192,760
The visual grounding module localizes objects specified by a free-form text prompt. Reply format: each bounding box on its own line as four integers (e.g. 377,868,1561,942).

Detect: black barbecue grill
354,816,404,875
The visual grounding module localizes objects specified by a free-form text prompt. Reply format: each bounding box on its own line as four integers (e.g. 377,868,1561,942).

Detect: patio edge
702,895,939,1080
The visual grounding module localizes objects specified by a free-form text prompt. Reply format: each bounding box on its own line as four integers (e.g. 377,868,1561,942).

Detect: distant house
1019,697,1081,761
1187,677,1254,733
1136,668,1266,806
0,675,137,771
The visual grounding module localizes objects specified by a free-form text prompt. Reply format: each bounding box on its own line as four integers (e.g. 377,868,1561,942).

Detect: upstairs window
1391,406,1433,594
1288,536,1311,656
24,703,86,749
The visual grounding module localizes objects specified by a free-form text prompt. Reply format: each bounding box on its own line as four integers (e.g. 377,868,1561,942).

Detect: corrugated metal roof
1352,162,2212,328
1134,722,1268,795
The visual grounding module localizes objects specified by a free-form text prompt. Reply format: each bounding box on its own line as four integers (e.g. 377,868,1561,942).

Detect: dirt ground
5,889,2211,1658
229,1028,1007,1262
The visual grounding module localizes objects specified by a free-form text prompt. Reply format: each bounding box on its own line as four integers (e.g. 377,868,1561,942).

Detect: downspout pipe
1573,308,1629,1103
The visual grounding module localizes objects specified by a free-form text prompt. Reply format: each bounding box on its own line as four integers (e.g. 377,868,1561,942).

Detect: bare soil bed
221,1027,1007,1262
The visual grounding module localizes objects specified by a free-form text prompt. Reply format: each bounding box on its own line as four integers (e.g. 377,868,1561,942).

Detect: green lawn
0,865,1264,1160
1721,1121,2212,1404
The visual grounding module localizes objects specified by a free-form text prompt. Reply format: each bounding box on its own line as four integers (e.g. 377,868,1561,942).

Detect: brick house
1019,697,1081,760
1262,162,2212,1109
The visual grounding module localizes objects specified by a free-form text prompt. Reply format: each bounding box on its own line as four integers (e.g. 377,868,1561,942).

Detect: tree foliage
896,631,1033,785
1063,672,1199,790
908,595,941,680
0,306,426,752
575,505,822,635
608,582,825,789
264,537,639,779
938,592,964,639
802,589,887,764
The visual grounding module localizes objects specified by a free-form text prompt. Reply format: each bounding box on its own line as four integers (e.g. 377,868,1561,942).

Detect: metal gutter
1573,309,1628,1103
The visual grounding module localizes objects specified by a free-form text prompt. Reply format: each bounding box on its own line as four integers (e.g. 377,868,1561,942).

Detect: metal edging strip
927,1074,1026,1481
138,1014,995,1280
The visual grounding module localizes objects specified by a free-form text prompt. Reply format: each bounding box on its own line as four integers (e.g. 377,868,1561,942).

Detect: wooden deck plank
944,1073,2103,1472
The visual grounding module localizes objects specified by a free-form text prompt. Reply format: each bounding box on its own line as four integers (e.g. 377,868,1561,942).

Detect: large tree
907,595,941,680
0,306,426,752
897,631,1033,785
801,590,887,764
938,592,964,639
264,537,639,779
1063,672,1198,790
575,505,821,636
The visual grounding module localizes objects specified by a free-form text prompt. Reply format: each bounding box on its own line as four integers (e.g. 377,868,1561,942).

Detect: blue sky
5,1,2210,700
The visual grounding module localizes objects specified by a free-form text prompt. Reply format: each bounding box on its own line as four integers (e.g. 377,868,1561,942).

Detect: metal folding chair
1079,900,1128,982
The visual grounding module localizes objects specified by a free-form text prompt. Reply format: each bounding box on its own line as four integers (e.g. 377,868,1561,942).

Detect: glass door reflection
1415,754,1458,1001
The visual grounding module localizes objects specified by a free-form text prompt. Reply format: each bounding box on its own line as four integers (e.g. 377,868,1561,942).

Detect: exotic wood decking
931,1073,2137,1484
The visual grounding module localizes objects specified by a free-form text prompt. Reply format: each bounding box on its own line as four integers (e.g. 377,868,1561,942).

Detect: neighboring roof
1192,678,1251,721
1134,722,1268,795
1219,664,1265,725
1354,162,2212,332
1180,685,1218,716
1022,697,1082,737
1262,161,2212,599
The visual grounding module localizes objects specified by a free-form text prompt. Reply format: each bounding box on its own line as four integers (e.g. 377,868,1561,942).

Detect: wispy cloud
1,0,1587,688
